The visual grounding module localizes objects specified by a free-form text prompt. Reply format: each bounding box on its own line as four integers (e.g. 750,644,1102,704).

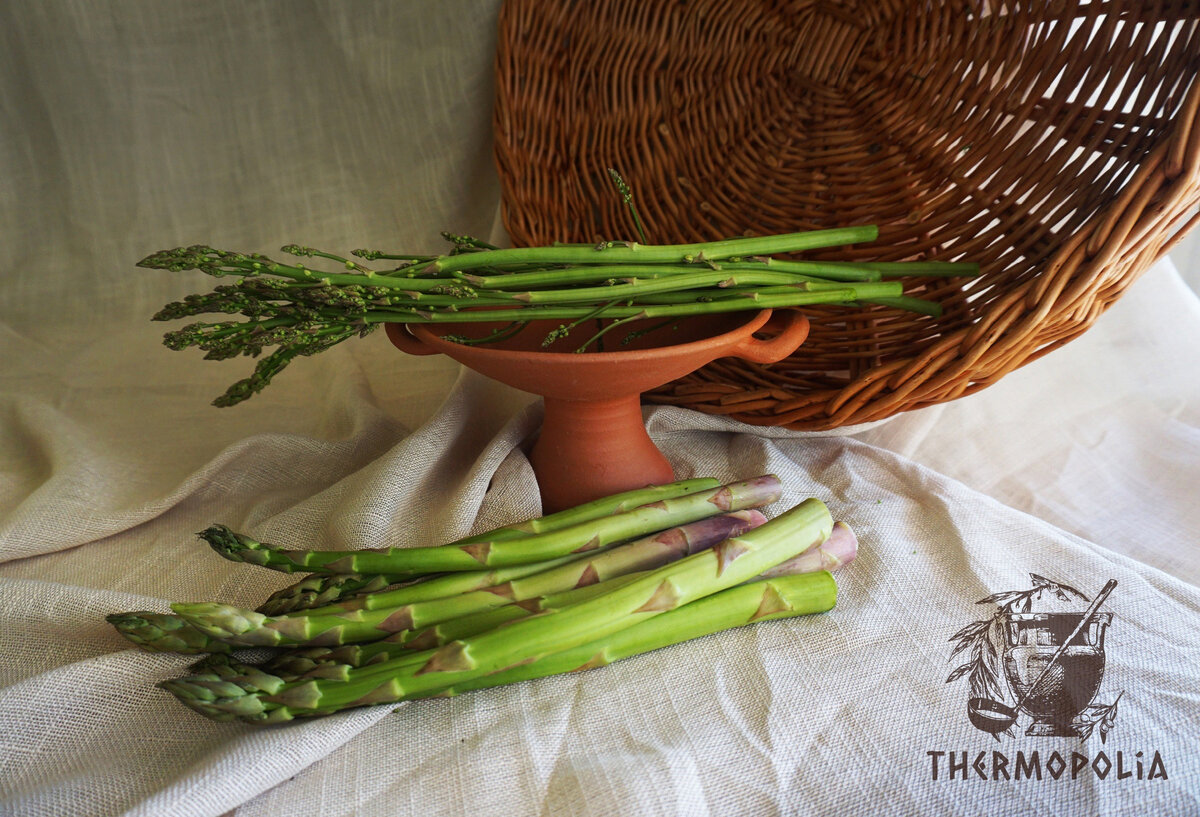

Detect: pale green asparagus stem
429,570,837,700
111,556,584,655
263,575,647,679
112,479,731,654
273,554,586,618
327,509,767,614
759,520,857,577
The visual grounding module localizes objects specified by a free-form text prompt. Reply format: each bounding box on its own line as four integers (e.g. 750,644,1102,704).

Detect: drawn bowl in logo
1002,612,1112,737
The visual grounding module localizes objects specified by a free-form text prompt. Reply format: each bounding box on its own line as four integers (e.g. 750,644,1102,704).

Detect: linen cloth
2,2,1199,816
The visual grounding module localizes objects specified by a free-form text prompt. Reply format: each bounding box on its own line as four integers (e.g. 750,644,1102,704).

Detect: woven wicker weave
493,0,1200,430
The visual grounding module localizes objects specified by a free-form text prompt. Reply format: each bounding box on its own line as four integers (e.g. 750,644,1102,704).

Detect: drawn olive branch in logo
1076,692,1122,744
948,574,1090,697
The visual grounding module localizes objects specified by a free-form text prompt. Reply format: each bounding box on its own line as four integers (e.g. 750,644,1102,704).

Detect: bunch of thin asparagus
141,210,979,406
108,475,857,724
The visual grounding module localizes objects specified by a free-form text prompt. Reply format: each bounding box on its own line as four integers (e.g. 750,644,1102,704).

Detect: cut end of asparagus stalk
758,521,857,578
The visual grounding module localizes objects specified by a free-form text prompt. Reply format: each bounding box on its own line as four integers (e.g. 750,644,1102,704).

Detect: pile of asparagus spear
140,220,979,406
108,475,857,724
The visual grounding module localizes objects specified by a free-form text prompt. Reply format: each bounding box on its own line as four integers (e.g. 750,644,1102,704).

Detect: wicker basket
492,0,1200,430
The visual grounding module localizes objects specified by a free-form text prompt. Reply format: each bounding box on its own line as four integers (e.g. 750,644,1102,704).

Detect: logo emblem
946,575,1122,741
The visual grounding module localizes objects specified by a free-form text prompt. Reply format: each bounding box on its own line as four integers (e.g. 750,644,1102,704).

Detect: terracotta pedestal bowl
386,309,809,512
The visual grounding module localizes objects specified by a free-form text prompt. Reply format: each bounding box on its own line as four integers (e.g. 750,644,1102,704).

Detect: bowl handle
384,322,439,356
729,309,810,364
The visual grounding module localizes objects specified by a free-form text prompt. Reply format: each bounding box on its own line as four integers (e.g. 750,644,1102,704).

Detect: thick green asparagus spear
268,553,587,618
262,576,644,680
327,509,767,614
428,570,837,701
162,569,836,723
111,553,595,655
201,475,781,576
461,476,723,535
162,497,832,720
171,510,767,649
115,560,608,655
760,520,857,577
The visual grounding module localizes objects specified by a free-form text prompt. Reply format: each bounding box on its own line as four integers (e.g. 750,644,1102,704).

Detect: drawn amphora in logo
947,575,1123,742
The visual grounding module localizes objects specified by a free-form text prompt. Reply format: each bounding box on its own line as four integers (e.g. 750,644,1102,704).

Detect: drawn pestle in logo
946,574,1124,741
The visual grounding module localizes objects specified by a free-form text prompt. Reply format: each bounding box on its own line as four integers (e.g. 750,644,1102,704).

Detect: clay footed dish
387,309,809,511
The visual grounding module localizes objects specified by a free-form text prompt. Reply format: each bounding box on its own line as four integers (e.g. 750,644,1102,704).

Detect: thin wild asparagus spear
201,475,781,576
425,227,879,274
455,260,881,290
163,568,836,723
172,511,767,649
488,272,903,304
141,221,981,405
162,497,833,720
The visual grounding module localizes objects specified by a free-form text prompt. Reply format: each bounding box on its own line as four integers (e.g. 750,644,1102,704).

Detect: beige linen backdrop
2,3,1199,816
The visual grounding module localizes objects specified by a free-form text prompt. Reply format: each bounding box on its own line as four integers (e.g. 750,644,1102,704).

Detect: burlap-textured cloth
3,3,1198,814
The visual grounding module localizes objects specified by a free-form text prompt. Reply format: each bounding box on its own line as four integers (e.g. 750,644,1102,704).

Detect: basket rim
491,0,1200,429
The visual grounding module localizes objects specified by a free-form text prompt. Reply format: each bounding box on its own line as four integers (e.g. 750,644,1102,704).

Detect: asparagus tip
198,524,276,566
107,610,230,654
